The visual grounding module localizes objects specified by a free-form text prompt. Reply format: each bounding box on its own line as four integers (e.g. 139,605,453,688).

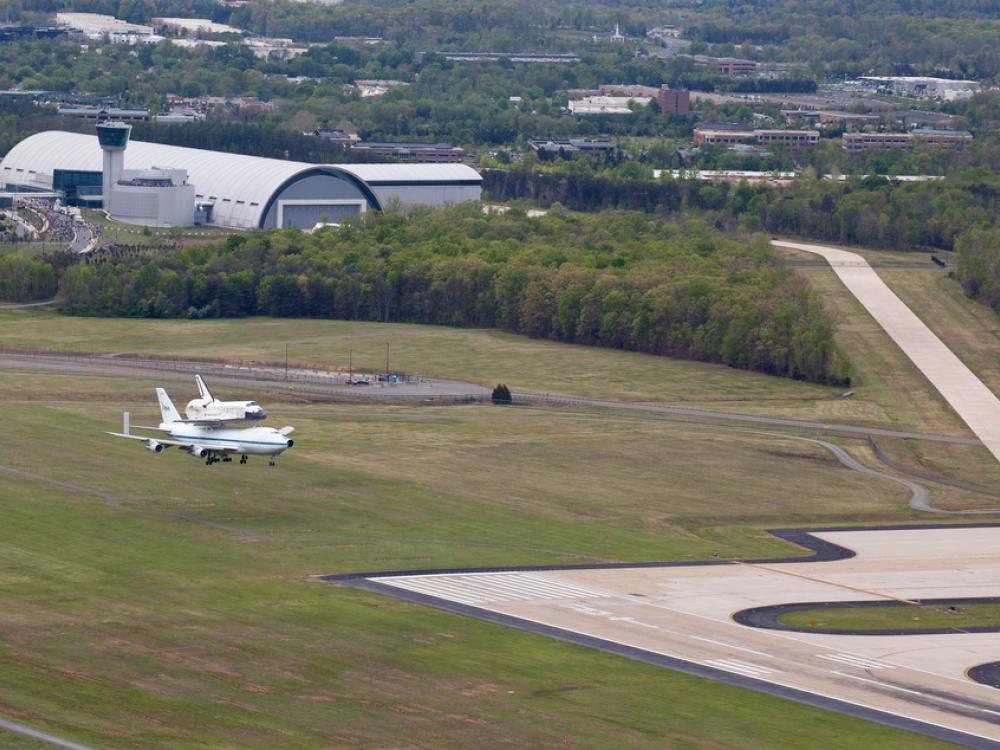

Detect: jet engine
187,446,209,458
145,440,164,453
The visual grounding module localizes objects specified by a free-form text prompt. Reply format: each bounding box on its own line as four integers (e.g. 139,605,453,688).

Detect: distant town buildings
528,139,617,158
693,55,758,76
856,76,980,101
439,52,581,64
307,129,361,145
842,129,973,151
55,12,159,43
569,95,653,115
647,26,682,40
244,36,307,60
350,79,409,98
694,125,818,146
658,86,690,115
351,142,465,162
0,26,67,41
888,109,956,129
152,17,244,35
593,23,626,44
333,36,384,47
57,106,151,122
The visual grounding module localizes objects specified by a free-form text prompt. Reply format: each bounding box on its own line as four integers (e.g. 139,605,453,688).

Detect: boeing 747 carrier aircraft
109,387,294,466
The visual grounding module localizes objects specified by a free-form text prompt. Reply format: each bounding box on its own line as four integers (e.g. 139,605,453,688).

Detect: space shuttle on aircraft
108,385,294,466
181,375,267,425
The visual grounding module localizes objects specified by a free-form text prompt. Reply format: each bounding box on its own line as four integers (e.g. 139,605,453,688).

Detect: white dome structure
0,130,482,229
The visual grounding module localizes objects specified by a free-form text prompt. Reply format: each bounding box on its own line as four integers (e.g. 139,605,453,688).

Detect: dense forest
484,167,1000,253
51,207,851,385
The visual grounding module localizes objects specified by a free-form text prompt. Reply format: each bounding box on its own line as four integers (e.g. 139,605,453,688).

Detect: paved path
774,240,1000,463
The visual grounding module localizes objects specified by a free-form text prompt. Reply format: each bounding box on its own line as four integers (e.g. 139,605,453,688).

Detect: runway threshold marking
705,658,780,677
735,560,921,605
821,653,895,670
689,635,773,658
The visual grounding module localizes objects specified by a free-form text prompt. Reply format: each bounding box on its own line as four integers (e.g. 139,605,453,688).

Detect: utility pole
285,343,289,381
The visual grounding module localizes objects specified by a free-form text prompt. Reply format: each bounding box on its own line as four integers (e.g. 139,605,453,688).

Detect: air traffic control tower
96,121,131,209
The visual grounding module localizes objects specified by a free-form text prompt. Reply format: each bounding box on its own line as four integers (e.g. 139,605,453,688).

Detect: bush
491,384,512,404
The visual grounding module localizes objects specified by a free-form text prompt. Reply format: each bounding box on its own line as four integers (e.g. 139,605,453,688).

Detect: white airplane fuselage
160,422,293,456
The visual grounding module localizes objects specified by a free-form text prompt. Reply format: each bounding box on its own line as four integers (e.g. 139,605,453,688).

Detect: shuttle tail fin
195,374,213,402
156,388,182,424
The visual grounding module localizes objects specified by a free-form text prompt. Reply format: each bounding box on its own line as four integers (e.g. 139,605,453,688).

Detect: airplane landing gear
222,456,232,463
240,455,248,465
268,459,276,467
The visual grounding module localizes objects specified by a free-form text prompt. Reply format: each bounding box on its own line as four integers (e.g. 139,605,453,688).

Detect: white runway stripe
704,659,780,677
374,572,611,605
820,653,894,670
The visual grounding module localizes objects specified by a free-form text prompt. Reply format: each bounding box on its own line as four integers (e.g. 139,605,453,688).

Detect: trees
0,255,56,302
52,207,850,385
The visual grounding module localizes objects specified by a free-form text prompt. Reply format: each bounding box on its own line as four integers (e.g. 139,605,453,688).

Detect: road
0,350,982,447
343,526,1000,749
773,240,1000,464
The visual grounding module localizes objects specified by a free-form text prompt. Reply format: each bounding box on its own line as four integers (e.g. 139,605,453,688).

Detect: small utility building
0,130,482,230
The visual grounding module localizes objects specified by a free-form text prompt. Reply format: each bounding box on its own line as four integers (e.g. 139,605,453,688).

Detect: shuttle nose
247,408,267,420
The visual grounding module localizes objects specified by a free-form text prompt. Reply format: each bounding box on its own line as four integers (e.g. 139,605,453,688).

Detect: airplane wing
107,432,242,453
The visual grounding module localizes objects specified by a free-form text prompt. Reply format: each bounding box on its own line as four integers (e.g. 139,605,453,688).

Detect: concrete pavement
773,240,1000,464
351,526,1000,748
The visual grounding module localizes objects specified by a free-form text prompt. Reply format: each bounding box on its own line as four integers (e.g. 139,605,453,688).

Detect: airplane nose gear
240,455,248,464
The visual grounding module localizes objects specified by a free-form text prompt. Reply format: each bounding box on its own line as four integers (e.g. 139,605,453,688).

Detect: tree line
484,167,1000,250
54,207,852,386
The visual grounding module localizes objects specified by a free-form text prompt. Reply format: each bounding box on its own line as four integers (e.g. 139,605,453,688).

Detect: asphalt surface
0,350,981,446
734,596,1000,635
339,525,1000,749
773,240,1000,464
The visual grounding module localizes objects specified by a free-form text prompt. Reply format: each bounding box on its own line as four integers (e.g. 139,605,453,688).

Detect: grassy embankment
778,604,1000,631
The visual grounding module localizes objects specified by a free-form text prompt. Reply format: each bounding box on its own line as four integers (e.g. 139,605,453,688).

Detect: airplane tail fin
195,374,213,401
156,388,182,423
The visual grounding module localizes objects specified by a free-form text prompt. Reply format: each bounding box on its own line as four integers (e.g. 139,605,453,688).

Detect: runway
335,525,1000,748
772,240,1000,464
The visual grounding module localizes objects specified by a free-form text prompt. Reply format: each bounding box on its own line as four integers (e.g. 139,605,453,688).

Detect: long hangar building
0,128,482,230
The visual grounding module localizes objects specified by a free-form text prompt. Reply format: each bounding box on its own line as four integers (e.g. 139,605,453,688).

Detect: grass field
778,604,1000,631
0,369,971,749
0,239,998,747
81,209,236,247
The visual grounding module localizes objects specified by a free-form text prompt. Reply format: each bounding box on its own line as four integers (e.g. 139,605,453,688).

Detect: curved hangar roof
0,130,482,229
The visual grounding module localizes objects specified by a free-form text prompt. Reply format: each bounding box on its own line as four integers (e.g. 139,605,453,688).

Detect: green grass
778,604,1000,631
80,209,237,246
0,306,887,424
0,368,969,749
1,242,998,746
